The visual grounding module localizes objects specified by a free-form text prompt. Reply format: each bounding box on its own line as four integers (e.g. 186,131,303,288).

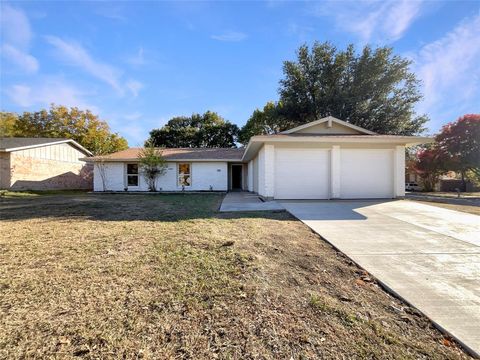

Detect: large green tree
238,102,289,145
147,111,239,148
0,105,128,155
240,42,428,144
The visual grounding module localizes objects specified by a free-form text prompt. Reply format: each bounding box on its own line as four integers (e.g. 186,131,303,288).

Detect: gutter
241,135,434,162
82,158,245,163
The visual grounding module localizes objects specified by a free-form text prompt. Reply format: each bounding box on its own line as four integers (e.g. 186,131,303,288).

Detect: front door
231,165,242,190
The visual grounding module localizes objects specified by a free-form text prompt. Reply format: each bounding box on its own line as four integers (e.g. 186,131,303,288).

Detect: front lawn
407,199,480,216
0,193,470,359
420,192,480,198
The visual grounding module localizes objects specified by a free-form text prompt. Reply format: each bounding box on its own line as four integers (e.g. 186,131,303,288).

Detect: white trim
330,145,340,198
84,157,241,163
125,162,140,188
1,139,93,156
280,116,377,135
242,135,433,162
393,145,406,197
253,135,431,143
247,161,253,191
264,144,275,197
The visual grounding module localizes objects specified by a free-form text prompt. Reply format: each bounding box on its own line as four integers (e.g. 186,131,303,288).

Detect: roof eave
241,135,434,161
1,139,93,156
84,157,243,162
281,116,377,135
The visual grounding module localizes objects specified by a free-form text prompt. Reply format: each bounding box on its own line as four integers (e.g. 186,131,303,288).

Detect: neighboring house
405,171,422,185
405,171,464,191
0,138,93,190
87,117,432,199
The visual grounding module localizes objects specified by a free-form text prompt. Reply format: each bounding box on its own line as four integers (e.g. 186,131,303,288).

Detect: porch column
264,144,275,198
393,145,405,198
330,145,341,198
247,161,253,191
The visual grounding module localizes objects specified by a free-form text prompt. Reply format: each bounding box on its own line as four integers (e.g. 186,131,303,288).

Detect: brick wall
0,152,11,189
9,153,93,190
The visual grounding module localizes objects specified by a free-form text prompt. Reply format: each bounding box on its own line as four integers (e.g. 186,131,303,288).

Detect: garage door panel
340,149,393,199
275,149,330,199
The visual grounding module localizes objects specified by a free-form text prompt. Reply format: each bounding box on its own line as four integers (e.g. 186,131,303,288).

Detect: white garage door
340,149,394,199
275,148,330,199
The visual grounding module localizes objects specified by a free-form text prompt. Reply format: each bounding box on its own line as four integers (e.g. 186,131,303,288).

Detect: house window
127,163,139,187
178,163,191,187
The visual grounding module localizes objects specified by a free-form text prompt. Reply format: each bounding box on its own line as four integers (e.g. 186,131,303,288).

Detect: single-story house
86,117,432,199
0,137,93,190
89,147,245,192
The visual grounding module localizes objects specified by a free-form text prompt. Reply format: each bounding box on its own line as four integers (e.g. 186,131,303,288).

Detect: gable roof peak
0,137,92,155
281,116,376,135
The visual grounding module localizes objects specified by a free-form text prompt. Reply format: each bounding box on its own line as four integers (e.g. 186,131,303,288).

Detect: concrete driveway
281,200,480,357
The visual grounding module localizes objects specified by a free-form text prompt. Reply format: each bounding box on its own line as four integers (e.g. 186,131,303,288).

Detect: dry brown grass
421,192,480,198
0,193,471,359
408,199,480,216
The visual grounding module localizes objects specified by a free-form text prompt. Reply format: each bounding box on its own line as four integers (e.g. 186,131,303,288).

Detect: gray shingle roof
0,137,92,155
88,147,245,161
0,137,68,150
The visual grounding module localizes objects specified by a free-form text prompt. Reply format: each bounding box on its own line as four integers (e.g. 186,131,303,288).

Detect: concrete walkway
281,200,480,357
219,192,285,212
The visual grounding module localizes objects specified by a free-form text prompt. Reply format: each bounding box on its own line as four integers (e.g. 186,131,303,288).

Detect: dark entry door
232,165,242,190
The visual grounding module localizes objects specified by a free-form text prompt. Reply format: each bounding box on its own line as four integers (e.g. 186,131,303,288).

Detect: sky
1,1,479,145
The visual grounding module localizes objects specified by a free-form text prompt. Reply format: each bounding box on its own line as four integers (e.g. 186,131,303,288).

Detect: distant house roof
0,137,92,156
86,147,244,162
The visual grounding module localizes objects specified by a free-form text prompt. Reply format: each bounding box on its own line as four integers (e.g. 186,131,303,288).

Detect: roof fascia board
3,139,92,156
254,135,433,144
241,135,433,162
84,158,240,163
240,138,255,162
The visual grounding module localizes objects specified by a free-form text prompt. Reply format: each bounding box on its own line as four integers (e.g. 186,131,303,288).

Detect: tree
0,104,128,155
413,146,447,192
0,112,17,137
238,102,290,145
146,111,239,148
435,114,480,188
95,159,110,192
240,42,428,143
138,144,167,192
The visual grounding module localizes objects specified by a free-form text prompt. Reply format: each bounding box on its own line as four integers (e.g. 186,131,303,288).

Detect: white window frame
126,163,139,187
177,163,192,188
